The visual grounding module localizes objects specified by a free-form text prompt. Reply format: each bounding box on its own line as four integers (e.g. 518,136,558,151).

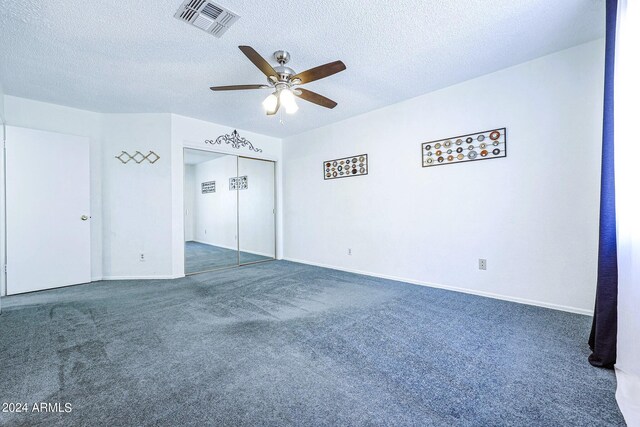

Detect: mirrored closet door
238,157,276,265
184,149,239,274
184,149,276,275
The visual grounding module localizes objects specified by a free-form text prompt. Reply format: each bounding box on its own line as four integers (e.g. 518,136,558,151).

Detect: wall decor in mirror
201,181,216,194
323,154,368,180
230,176,248,190
422,128,507,167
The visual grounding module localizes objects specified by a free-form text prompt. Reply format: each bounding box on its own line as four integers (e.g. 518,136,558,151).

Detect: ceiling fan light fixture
262,93,278,114
280,88,298,114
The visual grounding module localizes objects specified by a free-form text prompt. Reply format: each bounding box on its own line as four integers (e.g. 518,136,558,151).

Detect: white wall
192,155,238,249
0,83,5,121
170,114,283,276
0,87,5,301
184,164,196,242
0,101,283,286
1,96,104,288
282,40,605,314
101,113,174,279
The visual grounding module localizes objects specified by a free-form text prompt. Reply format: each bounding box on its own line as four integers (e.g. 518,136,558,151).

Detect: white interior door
6,126,91,295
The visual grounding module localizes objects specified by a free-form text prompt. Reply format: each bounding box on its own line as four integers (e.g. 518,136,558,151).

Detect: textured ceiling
0,0,604,138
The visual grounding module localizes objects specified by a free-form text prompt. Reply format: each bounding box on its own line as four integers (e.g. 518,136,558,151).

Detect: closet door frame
182,148,277,275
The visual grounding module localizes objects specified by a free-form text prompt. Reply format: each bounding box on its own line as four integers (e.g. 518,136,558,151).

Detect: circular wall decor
325,154,368,179
421,127,506,168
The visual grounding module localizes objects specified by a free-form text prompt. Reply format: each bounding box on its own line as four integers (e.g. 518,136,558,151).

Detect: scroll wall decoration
205,130,263,153
115,151,160,164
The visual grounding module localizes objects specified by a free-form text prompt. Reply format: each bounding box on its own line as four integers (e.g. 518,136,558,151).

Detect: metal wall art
422,128,507,168
324,154,368,180
229,176,248,190
201,181,216,194
115,151,160,164
205,130,263,153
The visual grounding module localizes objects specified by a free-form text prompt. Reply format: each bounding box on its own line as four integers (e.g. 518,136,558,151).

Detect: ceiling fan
210,46,346,115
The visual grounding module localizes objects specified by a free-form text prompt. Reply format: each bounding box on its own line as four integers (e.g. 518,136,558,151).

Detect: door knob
81,215,89,221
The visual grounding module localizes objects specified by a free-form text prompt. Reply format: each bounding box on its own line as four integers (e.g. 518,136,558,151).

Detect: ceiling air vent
174,0,240,38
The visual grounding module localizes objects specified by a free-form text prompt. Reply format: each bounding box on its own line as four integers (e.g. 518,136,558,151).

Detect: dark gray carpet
0,261,623,426
185,241,271,273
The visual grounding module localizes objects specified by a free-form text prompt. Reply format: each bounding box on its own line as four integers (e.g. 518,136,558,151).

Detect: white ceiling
0,0,604,138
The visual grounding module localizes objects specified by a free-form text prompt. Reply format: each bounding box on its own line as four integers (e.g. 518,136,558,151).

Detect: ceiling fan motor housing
272,51,296,83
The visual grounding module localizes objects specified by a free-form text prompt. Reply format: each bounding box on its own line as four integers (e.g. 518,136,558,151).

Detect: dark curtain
588,0,618,369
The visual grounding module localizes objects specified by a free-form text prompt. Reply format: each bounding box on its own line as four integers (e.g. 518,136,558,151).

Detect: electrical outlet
140,253,145,262
479,259,487,270
348,248,352,255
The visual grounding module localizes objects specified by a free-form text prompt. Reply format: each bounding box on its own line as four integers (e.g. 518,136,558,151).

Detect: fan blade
210,84,269,91
239,46,278,78
296,88,338,109
292,60,346,84
266,96,280,116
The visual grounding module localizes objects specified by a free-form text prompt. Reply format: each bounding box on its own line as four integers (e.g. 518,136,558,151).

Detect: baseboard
283,257,593,316
101,274,183,281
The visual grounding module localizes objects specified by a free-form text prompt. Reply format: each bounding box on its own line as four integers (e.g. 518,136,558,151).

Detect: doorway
5,126,92,294
183,148,275,275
